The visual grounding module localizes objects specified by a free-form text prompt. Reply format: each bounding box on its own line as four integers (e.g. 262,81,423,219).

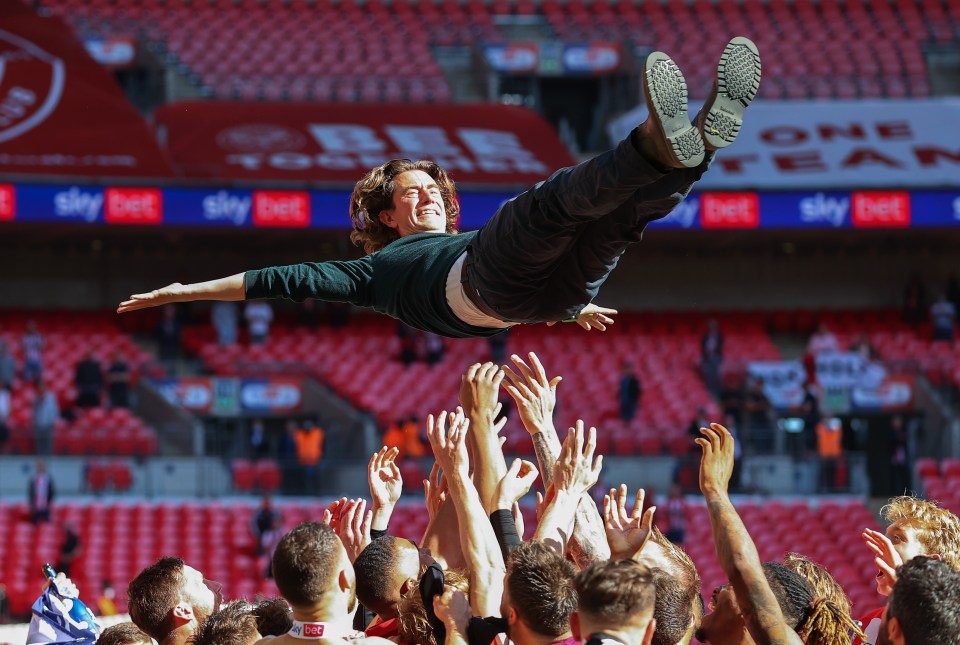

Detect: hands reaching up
604,485,656,560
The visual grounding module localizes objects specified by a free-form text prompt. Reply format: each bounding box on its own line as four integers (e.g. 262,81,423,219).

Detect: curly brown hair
396,568,469,645
882,495,960,572
349,159,461,254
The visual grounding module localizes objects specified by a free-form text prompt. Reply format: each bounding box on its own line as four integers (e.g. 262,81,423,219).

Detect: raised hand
604,485,656,560
696,422,735,498
459,363,505,429
502,353,562,435
336,498,373,563
117,283,186,313
423,462,448,522
571,303,618,332
368,445,402,531
426,408,471,480
494,458,539,510
321,497,348,531
552,420,603,497
862,528,903,594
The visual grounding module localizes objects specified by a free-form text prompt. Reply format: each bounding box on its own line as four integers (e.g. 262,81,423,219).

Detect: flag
27,576,101,644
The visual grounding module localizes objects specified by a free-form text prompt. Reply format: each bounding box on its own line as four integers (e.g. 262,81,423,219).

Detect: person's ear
338,569,349,594
569,612,581,641
641,618,657,645
379,210,397,229
400,577,416,596
887,616,904,643
928,553,943,561
506,606,518,626
171,601,195,625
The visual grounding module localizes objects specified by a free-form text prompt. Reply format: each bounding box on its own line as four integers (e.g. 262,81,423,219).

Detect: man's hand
862,527,903,593
494,458,539,510
696,422,735,498
459,363,505,428
335,498,372,563
553,421,603,498
423,462,448,522
603,485,656,560
547,303,617,332
433,585,472,635
502,353,561,436
117,283,186,313
426,408,471,480
321,497,348,531
368,446,402,530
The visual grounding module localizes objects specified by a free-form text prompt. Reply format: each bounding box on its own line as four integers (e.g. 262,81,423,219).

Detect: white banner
607,99,960,189
748,353,889,409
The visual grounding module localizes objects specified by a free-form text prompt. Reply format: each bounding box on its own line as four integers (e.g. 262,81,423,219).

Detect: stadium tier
39,0,957,101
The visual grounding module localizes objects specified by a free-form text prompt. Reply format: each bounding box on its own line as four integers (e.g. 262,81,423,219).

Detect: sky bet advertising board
3,182,959,230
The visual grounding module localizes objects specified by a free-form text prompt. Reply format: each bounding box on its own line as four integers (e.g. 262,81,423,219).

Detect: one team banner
154,101,577,186
608,99,960,189
154,376,303,415
2,182,958,229
0,3,173,177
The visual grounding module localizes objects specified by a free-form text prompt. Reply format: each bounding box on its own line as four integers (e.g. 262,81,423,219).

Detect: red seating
232,459,256,492
254,460,282,492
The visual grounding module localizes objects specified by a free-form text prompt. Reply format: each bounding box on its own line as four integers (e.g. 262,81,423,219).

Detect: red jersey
852,606,885,645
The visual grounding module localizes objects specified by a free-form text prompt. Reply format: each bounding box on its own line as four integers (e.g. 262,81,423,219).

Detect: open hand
547,303,617,331
862,528,903,594
552,420,603,497
117,283,186,313
604,485,656,560
696,423,735,498
423,462,448,521
368,446,402,509
336,498,373,563
502,353,561,435
426,408,471,480
459,363,505,429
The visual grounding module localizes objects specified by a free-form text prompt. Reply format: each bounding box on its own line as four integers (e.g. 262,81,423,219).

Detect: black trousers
467,135,712,323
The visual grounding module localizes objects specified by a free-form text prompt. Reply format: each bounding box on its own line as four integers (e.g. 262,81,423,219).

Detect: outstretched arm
503,353,611,567
117,273,246,313
698,423,802,645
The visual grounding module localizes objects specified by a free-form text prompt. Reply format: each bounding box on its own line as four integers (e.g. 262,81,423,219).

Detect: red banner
154,101,576,186
0,4,173,178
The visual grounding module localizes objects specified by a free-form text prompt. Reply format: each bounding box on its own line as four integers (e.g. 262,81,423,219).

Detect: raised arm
503,352,611,566
367,446,402,533
458,363,508,514
426,408,506,618
698,423,802,645
117,273,246,313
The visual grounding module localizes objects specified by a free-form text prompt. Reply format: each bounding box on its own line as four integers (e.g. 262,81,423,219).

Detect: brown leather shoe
639,51,704,169
695,37,762,151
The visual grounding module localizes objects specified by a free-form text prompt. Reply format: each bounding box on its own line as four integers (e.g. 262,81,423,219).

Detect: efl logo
700,192,759,229
851,192,910,227
104,188,162,225
0,184,14,221
252,191,310,227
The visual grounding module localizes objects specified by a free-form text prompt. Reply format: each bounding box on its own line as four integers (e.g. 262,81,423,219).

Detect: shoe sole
701,37,762,150
643,51,704,168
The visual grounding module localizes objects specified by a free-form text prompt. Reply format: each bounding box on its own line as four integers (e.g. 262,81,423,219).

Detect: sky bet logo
851,191,910,227
0,185,14,221
105,188,162,225
798,192,849,227
202,190,251,225
54,187,103,223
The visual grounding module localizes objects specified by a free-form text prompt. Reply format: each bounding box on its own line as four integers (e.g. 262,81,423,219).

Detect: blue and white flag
27,577,101,644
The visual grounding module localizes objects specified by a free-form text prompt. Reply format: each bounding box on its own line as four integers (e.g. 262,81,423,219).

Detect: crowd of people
34,352,958,645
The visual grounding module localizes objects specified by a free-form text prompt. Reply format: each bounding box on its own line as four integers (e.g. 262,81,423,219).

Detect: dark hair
192,600,259,645
126,557,185,640
96,621,151,645
272,521,342,608
888,556,960,644
574,559,654,624
349,159,460,254
253,597,293,636
506,540,578,638
651,567,696,645
762,562,861,645
354,536,401,613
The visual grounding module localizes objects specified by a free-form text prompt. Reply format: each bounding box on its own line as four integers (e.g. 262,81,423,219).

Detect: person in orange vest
401,416,426,458
816,416,843,493
293,422,325,493
382,418,406,457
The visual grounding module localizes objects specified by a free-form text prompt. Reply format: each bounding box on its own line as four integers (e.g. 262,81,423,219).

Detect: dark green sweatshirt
244,231,503,339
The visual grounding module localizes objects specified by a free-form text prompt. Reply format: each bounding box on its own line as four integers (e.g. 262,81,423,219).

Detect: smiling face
695,585,745,644
378,170,448,238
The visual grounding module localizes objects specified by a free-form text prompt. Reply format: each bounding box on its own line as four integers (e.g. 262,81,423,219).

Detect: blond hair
882,496,960,572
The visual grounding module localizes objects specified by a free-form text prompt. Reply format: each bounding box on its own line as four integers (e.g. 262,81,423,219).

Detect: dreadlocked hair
782,552,852,618
761,562,864,645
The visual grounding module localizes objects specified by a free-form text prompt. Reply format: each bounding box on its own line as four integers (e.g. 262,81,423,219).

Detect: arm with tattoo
698,423,803,645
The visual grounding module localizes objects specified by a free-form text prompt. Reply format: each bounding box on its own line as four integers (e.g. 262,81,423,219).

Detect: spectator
807,322,839,356
700,318,724,397
570,559,656,644
211,301,239,346
244,300,274,345
74,349,103,408
890,415,910,496
902,273,926,325
930,293,956,342
423,331,445,365
96,580,119,617
816,417,843,492
22,319,44,384
618,361,642,422
849,333,876,361
878,557,960,645
97,622,152,645
156,305,182,369
293,422,325,492
664,483,686,545
402,415,426,458
55,522,82,576
0,341,15,389
107,351,132,408
0,384,9,454
33,381,59,456
799,381,821,453
126,557,223,645
252,495,282,556
28,460,55,524
381,418,405,456
250,418,269,459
